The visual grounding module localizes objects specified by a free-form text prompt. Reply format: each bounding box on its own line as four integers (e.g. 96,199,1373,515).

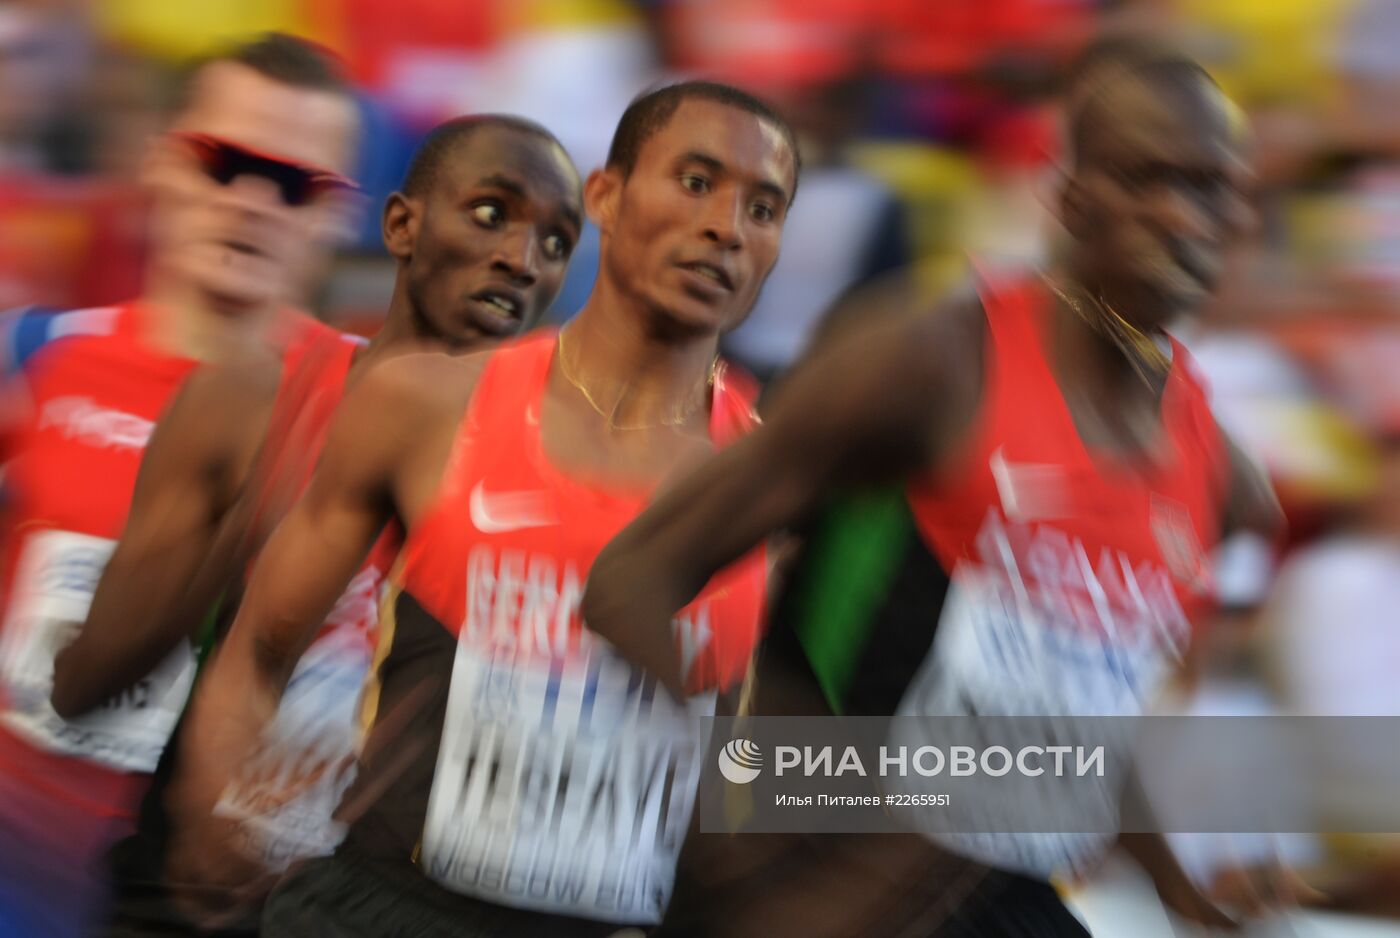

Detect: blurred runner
169,81,797,937
582,40,1290,936
48,114,583,935
0,33,361,937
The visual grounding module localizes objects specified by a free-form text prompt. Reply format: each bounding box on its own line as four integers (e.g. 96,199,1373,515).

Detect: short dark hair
1064,35,1218,167
606,80,802,202
174,33,353,112
400,114,564,197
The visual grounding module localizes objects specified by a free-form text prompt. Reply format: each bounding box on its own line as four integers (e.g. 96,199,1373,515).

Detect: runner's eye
679,174,710,195
542,233,571,261
471,203,504,227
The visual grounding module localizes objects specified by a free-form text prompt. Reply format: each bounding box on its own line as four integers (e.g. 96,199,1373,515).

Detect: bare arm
1219,430,1283,541
51,364,272,717
167,352,480,901
582,296,981,697
176,357,447,790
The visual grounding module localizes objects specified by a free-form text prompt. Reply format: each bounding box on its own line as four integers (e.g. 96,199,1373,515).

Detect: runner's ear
584,167,621,234
381,192,418,261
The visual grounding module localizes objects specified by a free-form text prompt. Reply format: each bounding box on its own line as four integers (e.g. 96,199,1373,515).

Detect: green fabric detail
193,592,224,673
791,488,914,714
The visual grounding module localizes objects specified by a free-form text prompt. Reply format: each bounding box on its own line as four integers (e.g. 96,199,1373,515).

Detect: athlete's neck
360,282,430,366
139,274,282,363
356,277,490,370
565,282,718,431
1046,266,1165,403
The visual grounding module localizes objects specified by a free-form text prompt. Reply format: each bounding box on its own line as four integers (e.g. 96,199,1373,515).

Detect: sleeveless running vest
215,328,402,870
347,331,765,926
0,303,200,821
0,302,332,818
883,276,1230,878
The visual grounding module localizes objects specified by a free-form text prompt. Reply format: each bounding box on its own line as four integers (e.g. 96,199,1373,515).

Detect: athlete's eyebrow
558,202,583,232
678,150,725,174
474,174,526,198
677,150,791,206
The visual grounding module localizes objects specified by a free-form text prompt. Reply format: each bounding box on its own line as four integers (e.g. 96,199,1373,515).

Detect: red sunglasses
169,131,359,207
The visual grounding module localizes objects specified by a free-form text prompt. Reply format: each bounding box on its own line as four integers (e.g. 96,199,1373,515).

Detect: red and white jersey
901,276,1228,716
888,275,1231,877
351,331,766,925
0,302,200,820
0,301,331,821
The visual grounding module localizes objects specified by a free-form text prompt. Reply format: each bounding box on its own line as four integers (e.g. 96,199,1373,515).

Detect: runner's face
400,127,581,348
1070,74,1244,330
600,99,795,334
146,62,358,314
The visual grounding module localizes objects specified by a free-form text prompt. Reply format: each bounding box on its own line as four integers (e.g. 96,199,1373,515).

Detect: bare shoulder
331,349,496,522
347,349,492,428
329,349,495,465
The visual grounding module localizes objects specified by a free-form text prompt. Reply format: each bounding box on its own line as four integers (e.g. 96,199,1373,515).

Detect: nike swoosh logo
469,482,556,534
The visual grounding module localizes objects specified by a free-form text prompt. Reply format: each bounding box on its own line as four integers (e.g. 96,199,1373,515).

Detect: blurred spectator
1266,435,1400,718
0,2,95,174
312,0,495,127
1191,332,1378,528
481,0,660,323
94,0,322,62
1225,432,1400,915
723,72,910,381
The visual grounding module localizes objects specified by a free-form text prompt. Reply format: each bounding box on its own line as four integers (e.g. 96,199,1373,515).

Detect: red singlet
350,331,766,926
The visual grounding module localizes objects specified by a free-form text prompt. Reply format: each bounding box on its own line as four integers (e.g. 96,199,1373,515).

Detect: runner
169,80,798,936
47,114,582,934
582,41,1287,935
0,34,361,937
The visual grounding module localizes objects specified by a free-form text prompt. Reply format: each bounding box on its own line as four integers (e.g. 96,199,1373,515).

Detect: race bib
890,545,1185,878
905,565,1179,718
214,625,372,871
0,530,195,772
214,564,384,870
420,637,713,925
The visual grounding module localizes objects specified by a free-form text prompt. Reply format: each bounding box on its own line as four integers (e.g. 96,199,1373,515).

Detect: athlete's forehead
1080,71,1235,175
436,127,582,224
174,61,358,174
633,98,795,206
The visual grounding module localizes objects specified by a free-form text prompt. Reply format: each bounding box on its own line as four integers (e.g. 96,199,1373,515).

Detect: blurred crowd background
4,0,1400,910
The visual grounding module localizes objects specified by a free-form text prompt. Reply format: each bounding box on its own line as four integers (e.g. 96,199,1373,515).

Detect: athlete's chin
1144,287,1211,329
649,289,744,337
196,271,279,316
1117,279,1211,331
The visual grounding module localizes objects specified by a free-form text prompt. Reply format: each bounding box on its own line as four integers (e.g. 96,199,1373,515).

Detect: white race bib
890,542,1184,878
421,637,713,924
214,565,385,870
214,626,372,870
905,566,1178,718
0,530,195,772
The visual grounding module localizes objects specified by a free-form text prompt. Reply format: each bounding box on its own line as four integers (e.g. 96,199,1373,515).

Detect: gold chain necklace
556,329,716,431
1043,274,1171,390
